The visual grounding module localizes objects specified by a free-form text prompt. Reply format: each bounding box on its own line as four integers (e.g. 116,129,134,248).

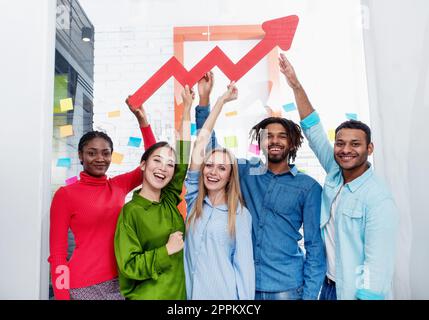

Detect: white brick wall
93,25,175,182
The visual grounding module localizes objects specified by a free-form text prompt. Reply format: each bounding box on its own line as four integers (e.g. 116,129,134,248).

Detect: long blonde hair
186,148,245,238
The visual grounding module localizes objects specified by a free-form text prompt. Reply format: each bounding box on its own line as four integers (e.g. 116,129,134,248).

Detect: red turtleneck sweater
48,126,156,300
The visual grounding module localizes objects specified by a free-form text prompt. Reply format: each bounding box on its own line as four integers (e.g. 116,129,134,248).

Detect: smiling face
141,146,176,190
334,128,373,172
260,123,292,164
78,137,112,177
202,151,233,194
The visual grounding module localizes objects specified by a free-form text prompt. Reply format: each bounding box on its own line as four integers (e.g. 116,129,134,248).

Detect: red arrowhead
128,16,299,109
262,15,299,51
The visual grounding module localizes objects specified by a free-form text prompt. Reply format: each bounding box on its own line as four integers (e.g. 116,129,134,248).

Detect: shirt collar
259,160,298,177
131,189,164,210
203,196,228,212
345,163,373,193
79,171,108,185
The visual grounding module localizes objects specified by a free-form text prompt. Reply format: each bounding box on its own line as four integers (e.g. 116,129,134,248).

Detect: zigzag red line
127,16,299,108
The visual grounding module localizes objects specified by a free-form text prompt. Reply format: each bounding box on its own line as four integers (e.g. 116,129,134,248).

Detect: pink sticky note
65,176,78,185
249,144,260,155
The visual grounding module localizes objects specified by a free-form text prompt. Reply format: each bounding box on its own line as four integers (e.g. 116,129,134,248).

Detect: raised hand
220,81,238,103
279,53,301,90
198,71,214,106
181,85,195,109
126,95,149,127
165,231,184,255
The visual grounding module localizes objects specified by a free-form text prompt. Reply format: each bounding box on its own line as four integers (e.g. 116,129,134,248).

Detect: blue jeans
319,277,337,300
255,286,303,300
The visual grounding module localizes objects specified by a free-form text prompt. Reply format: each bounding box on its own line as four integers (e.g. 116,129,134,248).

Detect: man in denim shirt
195,72,326,300
279,54,399,300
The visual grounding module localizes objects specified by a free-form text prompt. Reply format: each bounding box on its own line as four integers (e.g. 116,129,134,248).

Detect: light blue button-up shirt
184,170,255,300
301,111,399,300
195,105,326,299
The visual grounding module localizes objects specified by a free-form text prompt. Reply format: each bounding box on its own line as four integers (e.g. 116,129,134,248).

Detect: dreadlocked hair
249,117,303,163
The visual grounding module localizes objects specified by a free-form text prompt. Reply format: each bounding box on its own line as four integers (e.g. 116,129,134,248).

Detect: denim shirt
196,106,326,299
301,111,399,300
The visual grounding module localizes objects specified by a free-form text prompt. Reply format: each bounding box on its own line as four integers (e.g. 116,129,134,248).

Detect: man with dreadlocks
194,72,326,300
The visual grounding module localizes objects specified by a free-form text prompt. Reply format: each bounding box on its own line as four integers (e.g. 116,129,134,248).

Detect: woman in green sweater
114,86,194,300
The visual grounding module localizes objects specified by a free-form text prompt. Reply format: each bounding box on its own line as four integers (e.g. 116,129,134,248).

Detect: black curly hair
250,117,303,163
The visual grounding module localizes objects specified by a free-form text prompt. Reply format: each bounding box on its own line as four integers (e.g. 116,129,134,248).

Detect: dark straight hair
140,141,178,172
335,120,372,145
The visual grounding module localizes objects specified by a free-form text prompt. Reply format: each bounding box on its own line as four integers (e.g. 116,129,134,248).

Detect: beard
265,146,289,164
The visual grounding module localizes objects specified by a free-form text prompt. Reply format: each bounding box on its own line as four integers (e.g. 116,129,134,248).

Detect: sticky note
282,102,296,112
54,74,68,113
224,136,238,148
108,110,121,118
60,98,74,112
225,111,238,117
191,123,197,136
57,158,71,168
346,113,358,120
328,129,336,142
249,144,260,155
128,137,142,148
59,125,73,138
65,176,78,185
112,152,124,164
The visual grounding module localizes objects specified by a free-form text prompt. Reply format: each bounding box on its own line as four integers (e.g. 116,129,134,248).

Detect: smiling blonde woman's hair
186,148,244,238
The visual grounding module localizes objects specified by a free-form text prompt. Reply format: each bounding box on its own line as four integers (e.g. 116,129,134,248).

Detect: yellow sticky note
224,136,238,148
108,110,121,118
328,129,336,142
111,152,124,164
225,111,238,117
60,98,74,112
59,125,73,138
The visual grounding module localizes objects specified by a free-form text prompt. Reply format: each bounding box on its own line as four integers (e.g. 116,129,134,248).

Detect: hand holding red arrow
127,15,299,110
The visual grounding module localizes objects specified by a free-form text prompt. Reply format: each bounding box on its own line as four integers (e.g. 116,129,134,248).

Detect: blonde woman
184,81,255,300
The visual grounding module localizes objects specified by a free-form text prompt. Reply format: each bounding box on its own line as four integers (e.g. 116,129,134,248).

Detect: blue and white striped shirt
184,170,255,300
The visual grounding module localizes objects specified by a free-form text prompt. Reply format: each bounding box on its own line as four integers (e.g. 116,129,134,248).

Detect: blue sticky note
128,137,142,148
191,123,197,136
282,102,296,112
346,113,358,120
57,158,71,168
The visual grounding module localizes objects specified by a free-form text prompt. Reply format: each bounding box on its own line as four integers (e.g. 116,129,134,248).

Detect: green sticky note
224,136,238,148
54,74,68,113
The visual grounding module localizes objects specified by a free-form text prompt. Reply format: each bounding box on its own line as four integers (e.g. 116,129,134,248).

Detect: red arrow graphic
128,15,299,109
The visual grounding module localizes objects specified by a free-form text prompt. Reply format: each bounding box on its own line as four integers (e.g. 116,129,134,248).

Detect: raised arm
161,86,194,205
126,96,156,149
279,54,335,173
190,82,238,171
195,72,219,151
279,53,314,120
177,85,194,144
112,98,157,191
